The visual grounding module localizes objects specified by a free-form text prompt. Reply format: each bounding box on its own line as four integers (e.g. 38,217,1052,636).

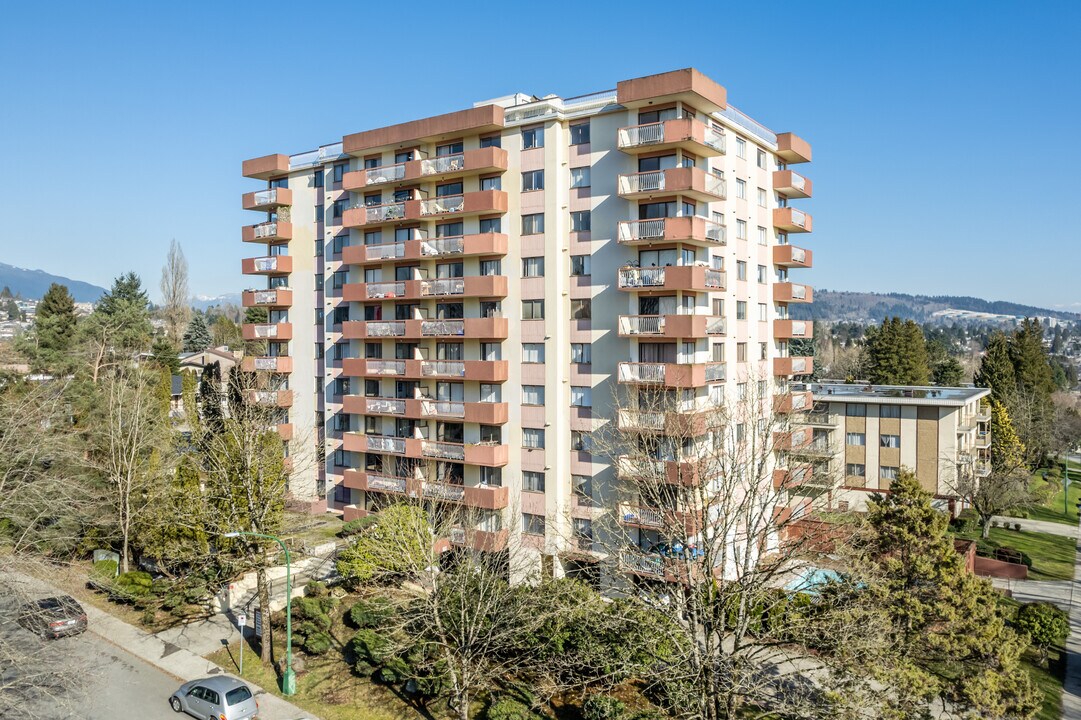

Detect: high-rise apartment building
240,68,815,576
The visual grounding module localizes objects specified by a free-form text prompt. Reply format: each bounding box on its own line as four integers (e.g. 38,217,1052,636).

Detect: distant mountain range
790,290,1081,324
193,293,242,311
0,262,107,303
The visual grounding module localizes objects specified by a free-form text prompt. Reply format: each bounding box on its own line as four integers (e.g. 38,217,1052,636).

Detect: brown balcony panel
343,190,508,228
342,317,509,341
618,314,725,339
772,170,812,199
772,244,813,268
344,275,508,303
774,283,814,304
773,207,813,233
616,68,727,113
242,256,293,275
242,221,292,244
449,527,508,552
617,456,701,486
617,167,726,203
343,105,504,155
617,117,726,157
617,265,726,293
617,216,726,247
344,147,509,190
773,319,813,339
773,356,814,377
242,289,293,308
776,132,812,164
342,434,509,467
618,362,727,387
242,322,293,341
343,359,509,383
247,389,292,408
241,356,293,373
773,390,814,414
277,423,294,441
616,410,710,436
242,187,293,210
242,153,289,180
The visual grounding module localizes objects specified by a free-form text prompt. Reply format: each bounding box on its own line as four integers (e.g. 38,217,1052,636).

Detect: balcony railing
421,194,466,216
790,285,809,300
421,154,467,176
252,290,282,305
364,243,406,261
367,474,408,493
619,503,665,529
618,266,667,287
619,316,665,334
367,321,406,337
619,550,666,577
368,435,407,454
789,209,808,228
368,360,406,375
422,361,466,377
422,320,464,336
250,324,281,339
422,440,466,461
422,481,467,502
362,202,407,222
616,120,726,154
421,237,466,256
365,282,406,299
422,400,466,418
421,278,466,296
253,222,281,240
617,217,726,245
253,189,282,205
363,164,406,185
252,357,282,371
619,363,668,383
367,398,407,415
789,246,807,263
705,363,726,382
790,358,808,373
618,410,666,430
252,257,285,272
789,321,808,337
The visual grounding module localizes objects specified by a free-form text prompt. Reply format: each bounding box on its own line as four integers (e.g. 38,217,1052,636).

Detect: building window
436,141,463,156
569,123,590,145
522,213,544,235
522,385,545,405
570,299,591,320
523,471,545,492
737,382,747,401
571,430,590,451
570,167,591,188
846,432,866,446
736,302,747,320
757,187,767,207
757,265,767,284
758,226,768,245
736,219,747,240
522,300,544,320
571,343,591,364
333,163,346,184
522,170,544,192
757,148,767,169
736,343,747,362
572,475,592,501
570,255,591,276
333,449,347,467
332,234,347,254
880,434,901,449
570,386,592,407
363,157,380,169
315,203,325,222
523,428,545,449
735,136,746,159
480,135,501,148
880,466,899,481
313,169,324,188
522,343,545,363
315,238,324,257
570,210,591,232
846,463,866,478
880,405,901,419
758,303,768,322
736,261,747,281
736,179,746,199
522,512,545,535
332,270,347,289
480,217,502,233
481,176,502,191
759,342,768,360
522,257,544,277
522,126,544,149
846,403,867,417
480,259,501,276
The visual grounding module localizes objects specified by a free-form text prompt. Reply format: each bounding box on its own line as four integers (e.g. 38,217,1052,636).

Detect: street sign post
236,613,247,674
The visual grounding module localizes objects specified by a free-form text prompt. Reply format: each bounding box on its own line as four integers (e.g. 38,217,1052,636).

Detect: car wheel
169,696,182,712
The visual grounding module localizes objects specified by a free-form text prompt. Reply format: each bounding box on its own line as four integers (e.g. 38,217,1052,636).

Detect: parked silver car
169,676,258,720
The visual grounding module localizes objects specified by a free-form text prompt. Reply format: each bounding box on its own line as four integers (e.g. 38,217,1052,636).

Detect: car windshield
225,686,252,705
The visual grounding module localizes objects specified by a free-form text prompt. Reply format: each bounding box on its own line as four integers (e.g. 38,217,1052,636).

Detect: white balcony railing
253,189,279,205
252,290,280,304
366,282,406,299
787,284,808,300
703,124,726,153
618,266,666,288
367,360,406,375
422,481,466,501
251,324,279,339
253,357,279,371
365,243,405,261
790,321,808,337
789,209,807,228
617,218,726,244
619,503,665,529
253,391,281,405
789,172,807,191
707,318,726,335
366,398,406,415
791,358,808,374
619,316,665,335
620,550,666,577
252,222,280,239
367,435,406,454
619,171,665,194
364,164,405,185
365,202,406,222
421,278,465,296
704,269,725,288
421,320,464,336
619,363,667,384
367,474,408,493
617,122,667,148
420,153,466,176
618,409,666,430
705,363,726,382
420,194,465,216
422,400,465,418
421,236,465,256
252,257,282,272
422,361,466,377
790,246,807,263
366,321,406,337
422,440,466,461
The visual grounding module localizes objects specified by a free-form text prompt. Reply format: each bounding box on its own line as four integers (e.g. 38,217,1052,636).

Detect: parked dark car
18,595,87,639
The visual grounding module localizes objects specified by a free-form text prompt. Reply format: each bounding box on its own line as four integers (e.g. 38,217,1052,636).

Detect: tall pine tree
974,331,1015,404
182,314,212,353
32,283,77,373
864,317,931,385
199,361,224,437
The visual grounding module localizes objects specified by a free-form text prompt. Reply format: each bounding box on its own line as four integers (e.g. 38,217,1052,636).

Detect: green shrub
351,628,392,666
1049,467,1063,480
339,516,377,537
89,559,118,586
487,698,535,720
115,570,154,597
582,694,627,720
348,597,394,629
305,580,330,598
1015,602,1069,661
950,508,980,534
302,630,332,655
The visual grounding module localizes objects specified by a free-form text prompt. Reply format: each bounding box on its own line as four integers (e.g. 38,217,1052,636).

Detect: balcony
248,389,292,408
773,390,814,414
773,356,814,377
773,207,813,233
242,188,293,211
975,431,991,450
344,275,508,303
775,132,812,164
772,170,812,199
242,255,292,276
618,315,725,339
772,244,813,268
774,320,813,339
774,283,814,304
276,423,294,441
240,356,293,373
618,503,700,535
976,404,992,423
616,408,711,436
343,147,509,190
617,118,725,157
617,362,727,387
976,461,992,478
617,217,726,247
616,456,701,486
242,322,293,341
617,265,725,293
616,68,727,113
345,396,509,424
449,527,509,552
342,434,509,467
617,168,726,203
242,221,292,244
242,154,289,180
343,358,509,383
342,317,508,341
342,233,508,266
242,289,293,308
343,190,508,228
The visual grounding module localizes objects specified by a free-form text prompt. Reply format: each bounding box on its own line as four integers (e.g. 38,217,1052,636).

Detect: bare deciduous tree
160,239,191,346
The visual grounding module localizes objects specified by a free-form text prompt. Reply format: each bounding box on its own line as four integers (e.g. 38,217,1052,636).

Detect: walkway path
1063,528,1081,718
990,515,1079,538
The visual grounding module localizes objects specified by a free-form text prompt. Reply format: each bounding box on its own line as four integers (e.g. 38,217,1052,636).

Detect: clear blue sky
1,1,1078,308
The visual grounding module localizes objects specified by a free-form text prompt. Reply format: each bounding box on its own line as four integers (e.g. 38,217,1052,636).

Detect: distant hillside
790,290,1081,324
193,293,242,311
0,262,107,303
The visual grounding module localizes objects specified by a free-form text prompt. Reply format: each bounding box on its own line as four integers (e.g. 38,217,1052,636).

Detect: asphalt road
15,627,183,720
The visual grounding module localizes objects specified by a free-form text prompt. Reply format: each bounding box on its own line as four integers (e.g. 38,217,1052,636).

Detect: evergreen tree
932,355,965,386
864,317,931,385
866,471,1039,717
97,271,150,317
974,331,1016,404
990,399,1025,470
243,305,268,325
32,283,77,372
199,362,224,436
149,337,181,376
87,272,153,353
1010,318,1055,398
181,314,212,353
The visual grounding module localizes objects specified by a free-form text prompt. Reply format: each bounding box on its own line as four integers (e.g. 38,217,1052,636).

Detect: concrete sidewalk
8,572,317,720
1063,531,1081,718
990,515,1079,538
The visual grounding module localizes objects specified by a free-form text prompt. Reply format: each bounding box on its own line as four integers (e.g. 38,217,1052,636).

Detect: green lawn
953,527,1076,580
1019,467,1081,526
1027,647,1066,720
